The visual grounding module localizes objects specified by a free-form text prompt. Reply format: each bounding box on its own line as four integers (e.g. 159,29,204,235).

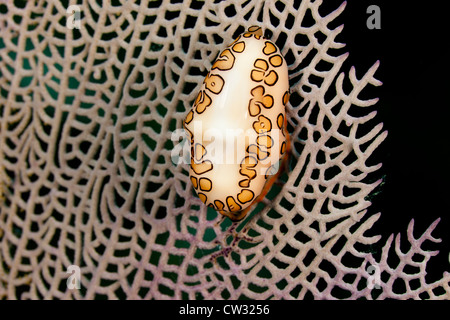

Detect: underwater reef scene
0,0,448,300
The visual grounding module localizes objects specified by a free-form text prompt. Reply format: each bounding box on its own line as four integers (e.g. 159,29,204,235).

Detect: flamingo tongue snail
184,26,290,221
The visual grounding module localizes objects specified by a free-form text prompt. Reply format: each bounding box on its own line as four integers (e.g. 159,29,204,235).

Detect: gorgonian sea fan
0,0,448,299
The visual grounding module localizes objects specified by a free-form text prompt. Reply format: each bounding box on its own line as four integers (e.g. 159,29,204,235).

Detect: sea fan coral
0,0,448,300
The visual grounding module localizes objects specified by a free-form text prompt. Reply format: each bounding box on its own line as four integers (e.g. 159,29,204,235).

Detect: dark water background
335,0,450,285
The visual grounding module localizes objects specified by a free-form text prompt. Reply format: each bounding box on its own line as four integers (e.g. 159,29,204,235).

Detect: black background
333,0,450,282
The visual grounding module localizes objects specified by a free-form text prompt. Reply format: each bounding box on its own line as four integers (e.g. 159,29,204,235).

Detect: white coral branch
0,0,448,300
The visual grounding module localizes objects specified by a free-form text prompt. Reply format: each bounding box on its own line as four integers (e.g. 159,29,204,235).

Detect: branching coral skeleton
0,0,448,299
